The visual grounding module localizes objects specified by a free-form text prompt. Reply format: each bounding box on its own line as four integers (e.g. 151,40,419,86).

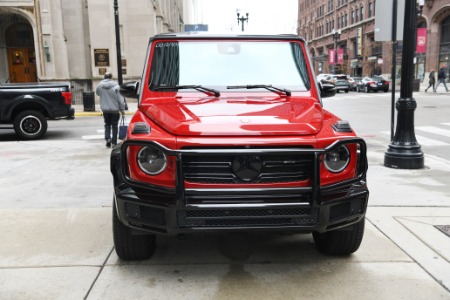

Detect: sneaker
106,139,111,147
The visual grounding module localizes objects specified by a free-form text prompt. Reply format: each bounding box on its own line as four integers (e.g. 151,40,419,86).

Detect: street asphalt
1,92,449,299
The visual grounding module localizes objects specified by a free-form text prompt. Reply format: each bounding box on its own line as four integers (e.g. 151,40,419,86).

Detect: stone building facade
0,0,185,103
297,0,450,86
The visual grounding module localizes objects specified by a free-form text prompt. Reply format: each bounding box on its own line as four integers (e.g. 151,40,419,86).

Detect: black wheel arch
4,95,53,122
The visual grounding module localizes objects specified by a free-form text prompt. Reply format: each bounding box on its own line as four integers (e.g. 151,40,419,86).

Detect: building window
338,15,341,29
360,6,364,21
345,13,348,26
439,15,450,70
351,10,354,24
368,2,372,18
355,9,359,23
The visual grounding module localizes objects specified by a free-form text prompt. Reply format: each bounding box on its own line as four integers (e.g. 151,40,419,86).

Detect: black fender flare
3,95,54,121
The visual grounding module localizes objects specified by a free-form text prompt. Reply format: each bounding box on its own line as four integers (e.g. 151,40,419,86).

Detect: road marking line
82,135,104,140
381,131,449,146
416,126,450,138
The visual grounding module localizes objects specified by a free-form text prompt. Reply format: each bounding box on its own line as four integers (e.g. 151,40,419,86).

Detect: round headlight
324,146,350,173
137,146,167,175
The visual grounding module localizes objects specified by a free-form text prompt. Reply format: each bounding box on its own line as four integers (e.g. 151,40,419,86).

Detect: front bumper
111,138,369,235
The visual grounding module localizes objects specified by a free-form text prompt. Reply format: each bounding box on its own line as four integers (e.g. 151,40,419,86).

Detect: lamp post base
384,146,424,169
384,96,425,169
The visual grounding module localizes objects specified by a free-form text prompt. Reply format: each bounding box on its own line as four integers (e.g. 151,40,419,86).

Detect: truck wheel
113,200,156,260
13,110,47,140
312,218,365,255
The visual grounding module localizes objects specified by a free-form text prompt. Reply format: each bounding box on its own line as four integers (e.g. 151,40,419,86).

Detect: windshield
149,40,311,92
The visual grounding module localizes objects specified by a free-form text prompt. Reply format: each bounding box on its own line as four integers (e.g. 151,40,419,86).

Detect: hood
99,79,116,89
141,96,323,136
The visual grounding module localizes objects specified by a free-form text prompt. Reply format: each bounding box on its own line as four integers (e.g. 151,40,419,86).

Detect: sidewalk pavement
1,104,450,298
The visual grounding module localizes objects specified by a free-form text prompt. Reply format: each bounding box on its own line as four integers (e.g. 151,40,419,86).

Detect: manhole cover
434,225,450,237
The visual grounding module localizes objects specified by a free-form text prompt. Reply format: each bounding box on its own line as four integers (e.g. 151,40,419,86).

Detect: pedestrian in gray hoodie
96,72,125,147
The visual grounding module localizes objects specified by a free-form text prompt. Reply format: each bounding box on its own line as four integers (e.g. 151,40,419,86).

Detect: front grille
182,153,313,184
179,207,315,228
185,207,311,218
204,218,295,227
184,190,310,205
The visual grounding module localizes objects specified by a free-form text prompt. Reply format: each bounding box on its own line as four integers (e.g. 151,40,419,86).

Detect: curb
74,111,136,117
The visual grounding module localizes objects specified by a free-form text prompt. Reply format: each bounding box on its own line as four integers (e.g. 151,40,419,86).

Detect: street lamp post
114,0,123,85
384,0,425,169
237,10,249,32
332,29,341,74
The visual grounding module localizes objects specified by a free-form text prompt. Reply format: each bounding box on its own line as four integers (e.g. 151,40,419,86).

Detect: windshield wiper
152,85,220,97
227,84,291,97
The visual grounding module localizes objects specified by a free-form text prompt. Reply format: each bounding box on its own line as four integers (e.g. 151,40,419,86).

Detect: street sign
374,0,405,41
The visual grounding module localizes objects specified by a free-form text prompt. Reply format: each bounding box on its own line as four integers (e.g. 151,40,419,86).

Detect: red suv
111,34,368,260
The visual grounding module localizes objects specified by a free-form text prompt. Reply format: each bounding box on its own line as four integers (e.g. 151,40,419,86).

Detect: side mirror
319,80,336,98
119,81,139,99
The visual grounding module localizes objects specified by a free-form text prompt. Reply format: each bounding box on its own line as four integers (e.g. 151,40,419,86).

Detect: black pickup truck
0,82,75,140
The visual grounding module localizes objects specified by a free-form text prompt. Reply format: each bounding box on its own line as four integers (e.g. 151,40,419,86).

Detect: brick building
297,0,450,86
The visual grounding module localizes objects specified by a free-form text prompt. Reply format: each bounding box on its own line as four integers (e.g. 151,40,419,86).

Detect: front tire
313,218,365,255
113,200,156,260
13,110,47,140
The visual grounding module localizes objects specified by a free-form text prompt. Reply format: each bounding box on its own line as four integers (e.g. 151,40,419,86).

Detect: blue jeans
103,112,120,144
435,79,449,92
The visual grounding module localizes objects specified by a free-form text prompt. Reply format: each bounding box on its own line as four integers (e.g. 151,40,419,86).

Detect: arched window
5,22,34,48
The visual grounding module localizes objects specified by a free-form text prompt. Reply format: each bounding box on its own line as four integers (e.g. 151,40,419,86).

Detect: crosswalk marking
416,126,450,138
82,134,104,140
83,125,128,141
415,135,449,146
381,131,449,146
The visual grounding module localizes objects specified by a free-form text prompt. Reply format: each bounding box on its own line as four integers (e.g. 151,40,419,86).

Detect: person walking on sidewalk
96,72,125,147
425,70,435,93
434,67,449,92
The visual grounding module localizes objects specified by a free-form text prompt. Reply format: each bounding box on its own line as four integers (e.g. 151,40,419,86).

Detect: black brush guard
111,138,368,235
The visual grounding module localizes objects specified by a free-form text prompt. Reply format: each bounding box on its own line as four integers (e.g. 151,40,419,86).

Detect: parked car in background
348,77,362,91
317,73,332,82
357,76,390,93
328,74,350,93
0,82,74,139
